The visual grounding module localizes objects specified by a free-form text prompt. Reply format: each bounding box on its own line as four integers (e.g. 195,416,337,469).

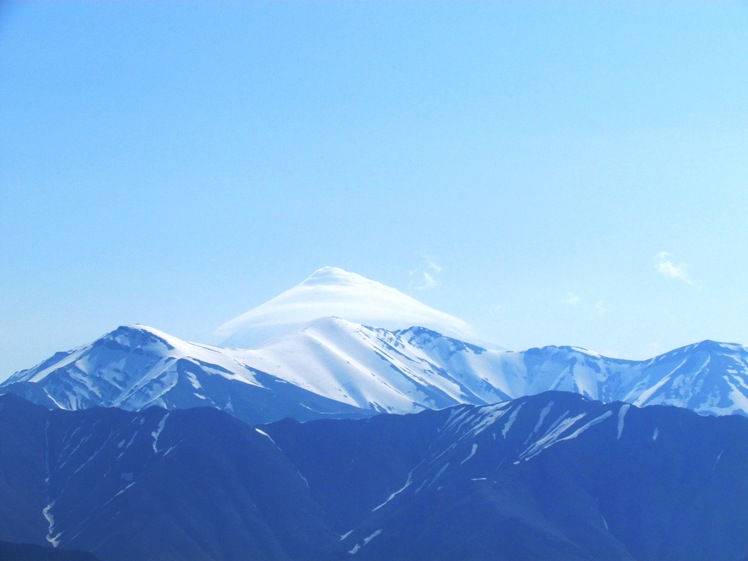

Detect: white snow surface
4,307,748,421
254,428,276,445
423,398,625,474
43,502,62,548
151,413,169,453
460,443,478,464
372,471,413,512
214,267,475,348
0,319,516,417
617,404,630,439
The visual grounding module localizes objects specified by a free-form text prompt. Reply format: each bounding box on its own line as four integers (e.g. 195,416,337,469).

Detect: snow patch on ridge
349,529,384,554
460,443,478,465
43,502,61,548
373,470,413,512
518,411,585,462
553,410,612,445
617,404,630,439
151,413,169,453
501,403,523,438
255,428,276,446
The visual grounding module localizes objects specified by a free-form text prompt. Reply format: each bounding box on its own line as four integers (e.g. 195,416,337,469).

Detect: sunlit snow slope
0,325,369,425
4,320,748,423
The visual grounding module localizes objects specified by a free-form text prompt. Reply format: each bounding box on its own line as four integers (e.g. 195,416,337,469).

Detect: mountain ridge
3,391,748,561
4,320,748,423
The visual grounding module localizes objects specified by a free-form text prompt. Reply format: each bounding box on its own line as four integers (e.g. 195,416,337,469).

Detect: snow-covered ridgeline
3,322,748,422
1,320,511,418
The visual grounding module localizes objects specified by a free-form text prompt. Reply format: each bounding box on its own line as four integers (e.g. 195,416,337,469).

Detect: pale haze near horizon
1,2,747,381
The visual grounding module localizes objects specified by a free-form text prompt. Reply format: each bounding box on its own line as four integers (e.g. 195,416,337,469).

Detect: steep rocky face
0,394,339,561
265,392,748,561
2,391,748,561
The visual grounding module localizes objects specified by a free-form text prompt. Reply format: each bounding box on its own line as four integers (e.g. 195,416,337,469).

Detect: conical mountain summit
213,266,475,348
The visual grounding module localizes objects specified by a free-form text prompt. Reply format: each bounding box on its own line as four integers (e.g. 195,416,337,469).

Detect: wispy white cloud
409,256,442,291
655,252,693,284
426,258,442,277
564,292,607,317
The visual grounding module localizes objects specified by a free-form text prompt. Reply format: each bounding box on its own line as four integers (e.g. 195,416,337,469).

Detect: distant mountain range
3,266,748,560
1,391,747,561
4,267,748,423
3,320,748,424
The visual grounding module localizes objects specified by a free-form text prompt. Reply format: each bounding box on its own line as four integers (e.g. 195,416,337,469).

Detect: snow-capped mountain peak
214,266,475,348
5,314,748,425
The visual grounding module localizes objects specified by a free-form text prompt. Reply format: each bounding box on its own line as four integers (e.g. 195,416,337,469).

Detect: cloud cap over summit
214,267,474,348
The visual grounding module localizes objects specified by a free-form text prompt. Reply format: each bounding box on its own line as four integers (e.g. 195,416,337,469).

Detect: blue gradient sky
2,2,747,379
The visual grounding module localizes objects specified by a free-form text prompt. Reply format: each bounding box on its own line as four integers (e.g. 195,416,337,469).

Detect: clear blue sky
2,1,747,379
